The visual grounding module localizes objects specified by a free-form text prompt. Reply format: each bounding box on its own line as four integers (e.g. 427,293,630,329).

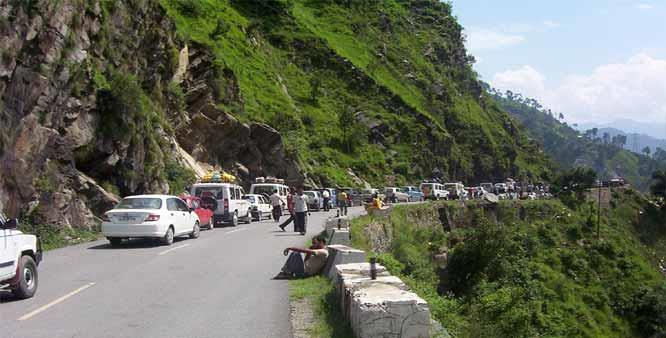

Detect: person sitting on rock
274,237,328,279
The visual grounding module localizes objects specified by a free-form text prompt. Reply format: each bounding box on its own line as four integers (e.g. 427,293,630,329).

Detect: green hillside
487,86,665,190
161,0,550,186
351,194,666,338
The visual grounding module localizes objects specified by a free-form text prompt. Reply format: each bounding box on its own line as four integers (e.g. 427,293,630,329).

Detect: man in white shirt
293,187,308,235
269,190,283,222
321,189,330,211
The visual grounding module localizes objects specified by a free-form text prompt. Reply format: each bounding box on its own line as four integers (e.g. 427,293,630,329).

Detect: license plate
119,216,136,222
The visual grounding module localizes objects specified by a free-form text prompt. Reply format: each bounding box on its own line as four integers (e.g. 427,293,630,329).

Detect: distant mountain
484,84,666,191
578,127,666,155
578,119,666,140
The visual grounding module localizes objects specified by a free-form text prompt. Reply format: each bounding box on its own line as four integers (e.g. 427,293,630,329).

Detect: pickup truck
0,212,42,299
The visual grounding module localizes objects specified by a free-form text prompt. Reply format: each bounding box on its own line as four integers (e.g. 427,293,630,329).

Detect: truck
1,212,42,299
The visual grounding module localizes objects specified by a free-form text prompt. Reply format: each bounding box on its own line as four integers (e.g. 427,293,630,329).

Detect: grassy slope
350,196,666,338
289,276,354,338
160,0,550,186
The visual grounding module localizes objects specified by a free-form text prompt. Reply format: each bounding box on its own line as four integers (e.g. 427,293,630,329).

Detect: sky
451,0,666,137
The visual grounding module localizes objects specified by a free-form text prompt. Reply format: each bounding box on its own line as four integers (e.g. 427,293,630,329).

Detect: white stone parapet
328,229,351,246
322,245,367,279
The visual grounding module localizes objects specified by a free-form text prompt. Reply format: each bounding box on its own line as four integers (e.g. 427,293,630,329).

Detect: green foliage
160,0,550,187
18,222,100,251
351,197,666,338
651,170,666,198
551,167,597,208
289,276,355,338
165,160,196,195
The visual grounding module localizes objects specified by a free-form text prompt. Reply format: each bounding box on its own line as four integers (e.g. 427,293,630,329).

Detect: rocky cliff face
0,0,301,228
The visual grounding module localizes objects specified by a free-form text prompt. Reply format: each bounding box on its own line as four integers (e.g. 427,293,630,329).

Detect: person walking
322,189,330,212
269,189,283,222
278,187,295,232
293,187,308,235
337,190,348,216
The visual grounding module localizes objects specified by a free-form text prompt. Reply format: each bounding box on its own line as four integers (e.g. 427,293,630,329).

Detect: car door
238,187,249,217
175,199,193,234
0,217,16,278
166,198,186,235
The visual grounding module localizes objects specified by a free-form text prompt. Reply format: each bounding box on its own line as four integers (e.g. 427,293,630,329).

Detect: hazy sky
451,0,666,129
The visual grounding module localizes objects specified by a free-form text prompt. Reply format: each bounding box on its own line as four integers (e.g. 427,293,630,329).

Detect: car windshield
193,186,224,199
116,198,162,210
244,196,256,203
253,186,275,195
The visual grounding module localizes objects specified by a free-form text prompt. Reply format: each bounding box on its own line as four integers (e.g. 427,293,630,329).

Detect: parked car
384,187,410,203
474,186,489,198
180,195,214,230
102,195,201,246
419,182,449,200
192,183,252,227
303,190,324,211
1,212,42,299
249,179,289,210
480,182,494,194
243,194,273,221
494,183,508,194
340,187,362,206
401,186,424,202
444,183,465,200
359,188,380,203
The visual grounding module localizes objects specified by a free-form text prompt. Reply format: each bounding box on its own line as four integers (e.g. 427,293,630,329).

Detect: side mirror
4,218,18,229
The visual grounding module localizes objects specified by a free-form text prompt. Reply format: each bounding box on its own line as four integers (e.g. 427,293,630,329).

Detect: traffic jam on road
1,171,550,301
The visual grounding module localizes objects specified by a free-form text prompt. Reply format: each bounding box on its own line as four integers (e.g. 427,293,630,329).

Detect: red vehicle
180,195,214,230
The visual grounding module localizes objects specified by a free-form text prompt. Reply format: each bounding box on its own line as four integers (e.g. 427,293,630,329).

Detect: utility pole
597,181,602,240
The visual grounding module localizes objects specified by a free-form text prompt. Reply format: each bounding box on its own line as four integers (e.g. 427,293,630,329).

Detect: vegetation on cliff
160,0,550,186
351,194,666,338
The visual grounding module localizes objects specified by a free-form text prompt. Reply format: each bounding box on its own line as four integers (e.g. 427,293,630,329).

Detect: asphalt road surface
1,206,366,338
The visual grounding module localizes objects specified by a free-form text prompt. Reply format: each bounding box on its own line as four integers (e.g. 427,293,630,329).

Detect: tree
643,146,652,157
592,128,598,139
338,107,357,153
309,76,321,104
654,147,666,162
559,112,564,120
651,170,666,198
602,132,610,144
551,167,597,208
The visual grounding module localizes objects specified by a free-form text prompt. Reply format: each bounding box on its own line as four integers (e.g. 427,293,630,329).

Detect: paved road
1,207,365,338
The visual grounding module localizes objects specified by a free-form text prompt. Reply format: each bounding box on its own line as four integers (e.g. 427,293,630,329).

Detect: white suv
191,183,252,227
1,212,42,299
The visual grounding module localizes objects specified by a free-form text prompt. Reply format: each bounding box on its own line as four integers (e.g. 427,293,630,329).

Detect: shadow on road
273,233,307,237
0,290,22,303
87,237,188,250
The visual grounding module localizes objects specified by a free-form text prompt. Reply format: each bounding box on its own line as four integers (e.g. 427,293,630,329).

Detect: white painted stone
328,229,351,246
350,283,431,338
322,245,366,279
325,216,350,232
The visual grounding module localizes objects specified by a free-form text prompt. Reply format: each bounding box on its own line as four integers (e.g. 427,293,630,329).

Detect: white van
444,183,465,200
191,183,252,227
419,182,449,200
249,182,289,208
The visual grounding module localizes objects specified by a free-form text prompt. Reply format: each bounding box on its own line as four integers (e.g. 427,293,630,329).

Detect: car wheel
109,238,122,247
190,222,200,239
12,255,38,299
231,212,239,227
162,227,174,245
257,211,263,221
208,221,214,230
245,209,252,224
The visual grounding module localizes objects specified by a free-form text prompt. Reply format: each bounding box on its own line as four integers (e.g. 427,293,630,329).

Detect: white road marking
225,228,247,234
158,243,190,256
18,283,96,321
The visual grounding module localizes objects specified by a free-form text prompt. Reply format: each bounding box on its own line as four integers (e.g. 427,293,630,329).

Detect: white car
191,183,252,226
1,212,42,299
244,194,272,221
102,195,201,246
419,183,449,200
303,191,323,211
249,181,289,210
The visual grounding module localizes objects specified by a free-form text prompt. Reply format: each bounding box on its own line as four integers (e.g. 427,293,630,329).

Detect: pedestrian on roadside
269,189,283,222
278,187,296,232
338,190,348,216
294,187,309,235
322,189,330,211
273,236,329,279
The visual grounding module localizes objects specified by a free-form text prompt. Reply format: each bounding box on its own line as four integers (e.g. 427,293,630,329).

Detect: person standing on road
270,189,283,222
322,189,330,211
278,187,296,232
294,187,308,235
338,190,348,216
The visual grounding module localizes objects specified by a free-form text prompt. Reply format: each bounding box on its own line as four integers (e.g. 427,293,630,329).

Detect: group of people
269,187,310,235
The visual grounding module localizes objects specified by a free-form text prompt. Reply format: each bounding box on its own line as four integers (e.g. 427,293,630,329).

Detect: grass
18,223,101,251
289,276,354,338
